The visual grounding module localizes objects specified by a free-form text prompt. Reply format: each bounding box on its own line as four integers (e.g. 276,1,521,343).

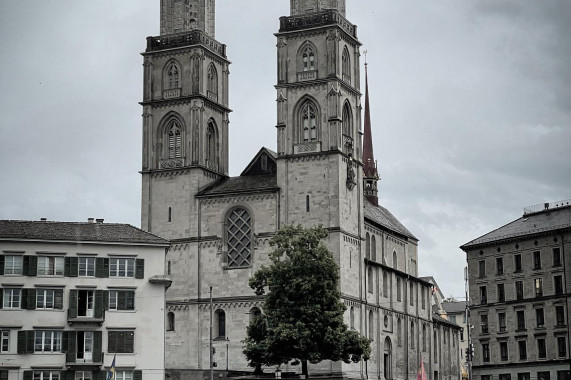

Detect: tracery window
342,46,351,83
167,312,175,331
207,64,218,97
206,121,217,166
167,120,182,159
300,102,317,142
226,207,252,268
302,46,315,71
167,63,180,89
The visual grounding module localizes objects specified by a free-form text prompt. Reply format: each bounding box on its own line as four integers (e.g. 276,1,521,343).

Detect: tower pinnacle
362,58,380,206
290,0,346,17
160,0,215,37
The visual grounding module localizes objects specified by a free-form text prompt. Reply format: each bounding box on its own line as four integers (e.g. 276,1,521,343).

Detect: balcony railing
297,70,317,82
146,30,227,58
279,10,357,38
524,199,571,215
163,88,181,99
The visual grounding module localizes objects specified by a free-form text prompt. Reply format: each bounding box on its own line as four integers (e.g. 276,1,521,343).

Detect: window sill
223,265,252,271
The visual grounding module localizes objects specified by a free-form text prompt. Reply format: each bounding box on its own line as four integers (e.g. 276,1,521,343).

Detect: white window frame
109,290,135,311
115,372,133,380
1,330,9,353
37,256,64,276
109,258,135,278
36,289,56,309
78,257,96,277
4,255,23,275
2,288,21,309
33,372,60,380
75,372,92,380
34,330,62,353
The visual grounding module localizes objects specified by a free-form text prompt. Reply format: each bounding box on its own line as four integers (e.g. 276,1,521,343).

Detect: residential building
139,0,461,379
461,201,571,380
0,220,170,380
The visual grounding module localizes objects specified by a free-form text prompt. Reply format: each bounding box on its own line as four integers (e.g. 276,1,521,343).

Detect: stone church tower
140,1,462,379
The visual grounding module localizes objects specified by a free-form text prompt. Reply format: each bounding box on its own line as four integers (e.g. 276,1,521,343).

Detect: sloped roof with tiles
364,199,417,240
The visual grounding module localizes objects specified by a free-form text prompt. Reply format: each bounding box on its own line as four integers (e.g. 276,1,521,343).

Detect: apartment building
0,220,170,380
461,201,571,380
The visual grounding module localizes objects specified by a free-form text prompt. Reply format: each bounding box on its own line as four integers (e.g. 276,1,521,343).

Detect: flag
416,361,426,380
107,354,116,380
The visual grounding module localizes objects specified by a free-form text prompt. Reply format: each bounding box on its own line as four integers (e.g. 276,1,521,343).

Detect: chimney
96,218,104,224
87,218,95,223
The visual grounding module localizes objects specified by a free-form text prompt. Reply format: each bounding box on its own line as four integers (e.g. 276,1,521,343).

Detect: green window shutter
23,371,33,380
17,331,27,354
93,371,105,380
69,257,78,277
68,290,78,319
24,256,37,276
133,370,142,380
118,291,126,310
64,257,71,277
103,290,109,311
93,330,103,363
0,370,8,380
94,290,104,319
64,330,76,363
0,289,3,309
60,371,75,380
96,258,109,278
0,256,4,274
26,330,35,353
135,259,145,279
25,288,36,310
55,289,64,309
108,331,116,353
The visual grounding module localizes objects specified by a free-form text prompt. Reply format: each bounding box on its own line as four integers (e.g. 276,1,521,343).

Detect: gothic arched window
397,318,402,346
393,251,398,270
166,62,180,89
206,121,218,169
383,271,388,297
367,266,373,293
207,64,218,99
342,102,352,138
300,101,317,142
167,119,182,159
411,322,415,349
371,235,376,262
167,312,175,331
226,207,252,268
302,45,316,72
215,309,226,338
342,46,351,83
368,311,374,340
365,233,370,259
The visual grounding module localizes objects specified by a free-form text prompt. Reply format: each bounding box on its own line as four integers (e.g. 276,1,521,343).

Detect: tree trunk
302,360,308,378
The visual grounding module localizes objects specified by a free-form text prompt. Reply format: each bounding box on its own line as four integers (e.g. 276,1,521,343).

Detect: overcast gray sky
1,1,570,297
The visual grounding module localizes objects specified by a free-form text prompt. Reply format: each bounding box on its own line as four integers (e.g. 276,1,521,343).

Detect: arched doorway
384,336,392,380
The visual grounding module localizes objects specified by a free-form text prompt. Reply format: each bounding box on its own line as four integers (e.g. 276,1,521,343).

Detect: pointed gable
240,147,278,176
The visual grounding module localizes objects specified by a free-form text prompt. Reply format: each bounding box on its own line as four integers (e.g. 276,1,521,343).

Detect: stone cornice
139,94,232,114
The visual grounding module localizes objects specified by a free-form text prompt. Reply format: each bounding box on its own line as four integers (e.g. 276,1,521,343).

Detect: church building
139,1,461,379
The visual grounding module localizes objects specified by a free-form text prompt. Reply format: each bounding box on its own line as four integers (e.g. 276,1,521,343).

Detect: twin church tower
139,1,456,379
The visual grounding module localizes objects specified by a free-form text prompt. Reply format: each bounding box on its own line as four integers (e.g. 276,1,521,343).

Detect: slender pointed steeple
362,59,380,205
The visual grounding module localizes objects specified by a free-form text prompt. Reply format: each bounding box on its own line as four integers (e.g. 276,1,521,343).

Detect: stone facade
462,201,571,380
141,1,462,379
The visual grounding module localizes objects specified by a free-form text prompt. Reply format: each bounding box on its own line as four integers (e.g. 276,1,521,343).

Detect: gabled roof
364,198,417,240
240,147,277,176
461,205,571,249
440,301,467,314
0,220,169,245
196,174,278,197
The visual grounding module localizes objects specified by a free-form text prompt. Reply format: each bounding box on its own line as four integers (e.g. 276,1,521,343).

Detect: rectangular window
482,343,490,362
556,306,565,326
108,330,134,353
460,330,464,341
515,254,522,272
3,256,23,275
557,372,571,380
1,330,9,353
516,281,524,300
496,257,503,274
500,375,511,380
518,340,527,360
410,283,414,306
538,373,551,380
498,312,506,332
481,314,489,334
115,372,133,380
75,372,92,380
37,256,64,276
479,260,486,278
558,336,567,357
109,258,135,277
535,278,543,297
78,257,95,277
555,275,564,295
553,248,562,267
109,290,135,311
422,288,426,309
518,374,530,380
536,308,545,328
34,372,60,380
538,338,546,359
480,286,487,305
34,330,62,352
397,278,401,301
500,341,508,361
533,251,541,270
36,289,56,309
482,376,491,380
517,310,526,330
449,315,457,323
497,283,505,302
2,288,21,309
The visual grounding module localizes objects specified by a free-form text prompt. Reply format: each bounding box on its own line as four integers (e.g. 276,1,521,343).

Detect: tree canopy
243,225,371,375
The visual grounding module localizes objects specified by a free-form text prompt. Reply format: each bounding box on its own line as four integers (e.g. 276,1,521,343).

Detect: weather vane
363,49,368,67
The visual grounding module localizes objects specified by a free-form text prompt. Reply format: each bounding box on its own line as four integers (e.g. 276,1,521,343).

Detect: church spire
362,57,380,206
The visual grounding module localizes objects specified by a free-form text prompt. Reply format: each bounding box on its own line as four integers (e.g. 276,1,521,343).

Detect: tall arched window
226,207,252,268
342,102,352,138
207,64,218,98
342,46,351,83
369,311,374,340
383,271,388,297
410,322,415,349
384,337,392,380
300,102,317,142
167,312,175,331
302,45,315,71
249,307,262,323
215,309,226,338
367,266,373,293
350,306,355,329
166,62,180,89
397,319,402,346
393,251,398,270
371,235,376,262
167,119,182,159
365,233,370,259
206,121,218,168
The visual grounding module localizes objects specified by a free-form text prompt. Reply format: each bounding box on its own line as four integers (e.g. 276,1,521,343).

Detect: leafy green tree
243,225,371,376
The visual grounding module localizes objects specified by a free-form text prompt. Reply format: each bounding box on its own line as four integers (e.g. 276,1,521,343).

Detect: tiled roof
0,220,169,245
441,301,467,314
462,205,571,249
364,199,417,240
197,173,278,197
432,314,462,329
